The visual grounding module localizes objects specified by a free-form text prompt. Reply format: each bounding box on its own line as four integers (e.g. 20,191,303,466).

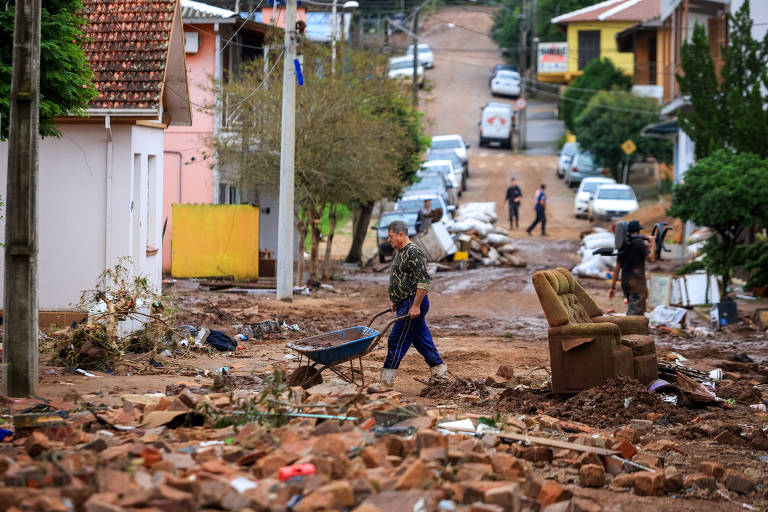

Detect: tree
491,0,597,66
677,1,768,159
668,150,768,300
216,38,422,280
0,0,96,140
574,90,672,180
562,58,631,133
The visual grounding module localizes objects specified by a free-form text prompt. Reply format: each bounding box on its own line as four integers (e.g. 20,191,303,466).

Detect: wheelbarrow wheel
287,366,322,389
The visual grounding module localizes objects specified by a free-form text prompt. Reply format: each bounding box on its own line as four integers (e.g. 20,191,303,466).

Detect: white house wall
0,123,165,310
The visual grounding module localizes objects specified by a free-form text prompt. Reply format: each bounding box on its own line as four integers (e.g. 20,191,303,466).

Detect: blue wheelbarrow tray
287,326,380,366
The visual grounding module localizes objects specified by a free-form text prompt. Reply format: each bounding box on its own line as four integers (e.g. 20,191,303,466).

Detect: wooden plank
497,432,619,457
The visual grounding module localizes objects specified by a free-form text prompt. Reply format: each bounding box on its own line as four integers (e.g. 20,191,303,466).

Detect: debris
647,306,688,330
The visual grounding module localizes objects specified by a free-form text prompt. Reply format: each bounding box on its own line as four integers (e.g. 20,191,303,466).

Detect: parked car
388,56,424,87
564,149,607,187
425,149,466,190
420,160,460,202
405,172,451,208
573,177,615,218
406,43,434,69
489,64,517,87
589,184,639,221
479,102,514,149
430,134,470,178
373,210,420,262
490,70,521,98
395,192,453,222
557,142,579,178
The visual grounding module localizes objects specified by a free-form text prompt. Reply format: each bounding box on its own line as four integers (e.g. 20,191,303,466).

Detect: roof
181,0,234,18
82,0,179,112
552,0,660,24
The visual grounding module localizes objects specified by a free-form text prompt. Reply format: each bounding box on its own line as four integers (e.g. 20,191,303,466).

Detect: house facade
0,0,191,311
540,0,660,84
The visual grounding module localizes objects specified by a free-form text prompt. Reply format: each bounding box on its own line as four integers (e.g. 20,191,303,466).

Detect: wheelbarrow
286,309,407,389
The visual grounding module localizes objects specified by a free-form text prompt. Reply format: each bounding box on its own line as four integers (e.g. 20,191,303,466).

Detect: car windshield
379,212,418,227
390,61,412,71
431,139,462,150
407,44,430,54
598,188,635,200
497,71,519,80
422,164,453,177
411,175,444,189
576,152,594,166
582,181,611,192
427,151,460,165
398,198,433,211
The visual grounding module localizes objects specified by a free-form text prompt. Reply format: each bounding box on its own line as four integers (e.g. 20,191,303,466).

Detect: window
146,155,157,250
578,30,600,70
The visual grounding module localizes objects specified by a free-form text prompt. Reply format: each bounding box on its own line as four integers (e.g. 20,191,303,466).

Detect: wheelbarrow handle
365,314,410,355
367,308,394,328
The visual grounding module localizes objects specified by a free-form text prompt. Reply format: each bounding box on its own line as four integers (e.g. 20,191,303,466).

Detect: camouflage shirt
389,242,431,304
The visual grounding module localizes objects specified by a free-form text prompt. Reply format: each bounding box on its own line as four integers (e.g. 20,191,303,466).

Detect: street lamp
331,0,358,74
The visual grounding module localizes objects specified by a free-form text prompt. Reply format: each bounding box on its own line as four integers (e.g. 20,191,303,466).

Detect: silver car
405,172,452,207
557,142,579,179
564,149,608,188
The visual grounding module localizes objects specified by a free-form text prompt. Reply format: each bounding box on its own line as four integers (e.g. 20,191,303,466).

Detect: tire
378,251,386,263
462,180,467,192
287,366,322,389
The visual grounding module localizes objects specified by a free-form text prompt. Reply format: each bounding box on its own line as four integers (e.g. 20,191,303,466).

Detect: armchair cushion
533,268,603,327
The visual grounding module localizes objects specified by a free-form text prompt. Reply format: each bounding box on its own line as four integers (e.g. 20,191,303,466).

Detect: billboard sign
537,42,568,73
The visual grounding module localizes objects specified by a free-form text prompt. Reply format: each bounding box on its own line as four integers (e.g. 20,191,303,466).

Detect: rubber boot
430,363,448,378
368,368,397,393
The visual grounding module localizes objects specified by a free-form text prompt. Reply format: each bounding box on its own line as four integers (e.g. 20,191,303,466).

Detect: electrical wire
226,48,285,122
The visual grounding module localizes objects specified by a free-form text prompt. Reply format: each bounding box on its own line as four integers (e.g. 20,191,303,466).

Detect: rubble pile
447,203,526,268
1,367,766,511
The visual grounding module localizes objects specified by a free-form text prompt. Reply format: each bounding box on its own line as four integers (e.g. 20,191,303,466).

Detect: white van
478,102,514,148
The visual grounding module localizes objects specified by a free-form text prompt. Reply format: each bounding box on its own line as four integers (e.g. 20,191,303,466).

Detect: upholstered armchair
532,267,658,393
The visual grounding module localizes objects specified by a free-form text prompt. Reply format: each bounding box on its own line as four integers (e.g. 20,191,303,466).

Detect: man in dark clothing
609,220,656,315
526,183,547,236
372,220,447,390
504,177,522,229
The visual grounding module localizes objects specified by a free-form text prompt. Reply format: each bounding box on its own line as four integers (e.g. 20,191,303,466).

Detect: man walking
609,220,656,315
526,183,547,236
374,220,447,390
504,177,522,229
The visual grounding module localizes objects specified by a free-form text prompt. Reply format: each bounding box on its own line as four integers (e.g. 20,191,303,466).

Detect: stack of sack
446,202,525,267
572,228,616,279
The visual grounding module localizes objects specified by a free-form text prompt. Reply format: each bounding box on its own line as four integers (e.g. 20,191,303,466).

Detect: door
578,30,601,70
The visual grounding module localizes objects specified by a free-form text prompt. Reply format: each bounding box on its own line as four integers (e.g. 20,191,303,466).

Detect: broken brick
633,471,664,496
610,473,634,488
724,471,757,495
579,464,605,488
613,439,637,460
683,473,716,491
484,482,521,511
698,461,725,480
496,365,515,380
537,481,572,507
576,451,602,468
24,432,50,458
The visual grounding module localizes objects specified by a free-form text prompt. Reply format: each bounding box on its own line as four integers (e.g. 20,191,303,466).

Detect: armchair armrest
591,315,649,335
549,322,620,337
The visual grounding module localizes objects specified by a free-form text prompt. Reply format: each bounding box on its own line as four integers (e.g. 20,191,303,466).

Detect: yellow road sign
621,139,637,155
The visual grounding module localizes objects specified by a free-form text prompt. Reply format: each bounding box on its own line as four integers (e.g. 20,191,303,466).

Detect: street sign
621,139,637,155
515,98,528,110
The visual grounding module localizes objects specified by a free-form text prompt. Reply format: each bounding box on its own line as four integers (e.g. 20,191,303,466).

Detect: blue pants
384,295,444,370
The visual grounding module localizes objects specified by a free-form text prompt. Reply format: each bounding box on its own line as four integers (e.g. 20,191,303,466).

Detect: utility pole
331,0,338,74
517,1,527,150
4,0,41,396
411,7,419,106
277,0,297,301
529,0,537,85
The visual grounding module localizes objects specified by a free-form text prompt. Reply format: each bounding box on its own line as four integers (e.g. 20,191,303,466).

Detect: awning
641,119,678,140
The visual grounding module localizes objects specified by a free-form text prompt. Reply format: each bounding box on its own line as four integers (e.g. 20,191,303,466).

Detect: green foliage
574,90,672,179
0,0,97,140
491,0,597,66
677,1,768,159
668,150,768,299
743,236,768,290
562,58,631,133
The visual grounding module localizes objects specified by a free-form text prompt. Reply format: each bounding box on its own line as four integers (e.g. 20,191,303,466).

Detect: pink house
162,0,269,273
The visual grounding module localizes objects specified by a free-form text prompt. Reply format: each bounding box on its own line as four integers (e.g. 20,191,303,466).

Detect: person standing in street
418,199,433,233
372,220,447,391
609,220,656,315
504,177,522,229
526,183,547,236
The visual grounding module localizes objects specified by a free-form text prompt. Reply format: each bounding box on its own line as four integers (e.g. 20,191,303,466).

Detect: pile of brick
0,376,764,512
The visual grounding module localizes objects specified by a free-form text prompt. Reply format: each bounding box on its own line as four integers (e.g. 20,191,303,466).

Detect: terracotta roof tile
82,0,177,111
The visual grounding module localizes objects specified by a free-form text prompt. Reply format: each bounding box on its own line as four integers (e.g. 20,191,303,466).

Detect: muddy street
18,5,768,512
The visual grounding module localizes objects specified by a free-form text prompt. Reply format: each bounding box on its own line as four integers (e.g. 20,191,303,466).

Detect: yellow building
538,0,660,84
